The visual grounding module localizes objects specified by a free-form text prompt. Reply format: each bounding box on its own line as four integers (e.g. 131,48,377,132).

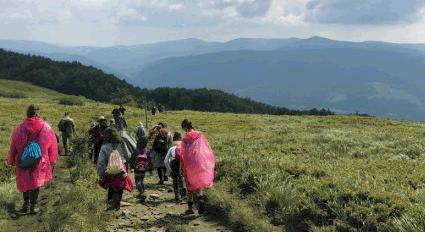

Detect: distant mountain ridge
1,37,425,120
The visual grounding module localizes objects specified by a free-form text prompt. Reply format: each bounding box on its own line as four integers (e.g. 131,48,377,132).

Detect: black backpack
153,133,168,154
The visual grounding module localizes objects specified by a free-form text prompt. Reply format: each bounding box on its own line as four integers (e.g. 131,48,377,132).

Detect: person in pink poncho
176,119,215,215
6,105,58,214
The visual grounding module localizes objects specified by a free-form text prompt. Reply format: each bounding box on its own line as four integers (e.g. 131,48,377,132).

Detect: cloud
206,0,272,18
304,0,425,25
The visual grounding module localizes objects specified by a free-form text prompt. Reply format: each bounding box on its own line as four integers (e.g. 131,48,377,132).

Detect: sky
0,0,425,46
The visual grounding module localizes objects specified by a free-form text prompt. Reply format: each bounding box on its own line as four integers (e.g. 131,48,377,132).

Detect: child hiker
97,128,133,211
176,119,215,215
131,136,149,202
164,132,186,202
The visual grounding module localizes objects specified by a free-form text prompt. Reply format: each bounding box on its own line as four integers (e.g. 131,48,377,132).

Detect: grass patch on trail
1,80,425,231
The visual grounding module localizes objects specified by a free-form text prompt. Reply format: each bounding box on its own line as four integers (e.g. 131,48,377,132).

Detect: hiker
151,106,157,116
130,136,149,202
135,122,146,144
90,116,108,164
158,103,164,113
6,105,58,214
112,106,127,131
97,127,133,211
176,119,215,214
58,112,75,156
164,132,186,201
150,122,172,184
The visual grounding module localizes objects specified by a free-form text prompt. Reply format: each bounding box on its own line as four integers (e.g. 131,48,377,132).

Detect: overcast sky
1,0,425,46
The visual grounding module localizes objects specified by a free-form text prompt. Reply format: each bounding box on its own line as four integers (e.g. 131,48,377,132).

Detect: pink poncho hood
7,117,58,192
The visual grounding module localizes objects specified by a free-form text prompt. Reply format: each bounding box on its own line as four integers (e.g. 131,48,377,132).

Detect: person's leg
93,144,100,164
163,167,168,181
157,167,164,184
62,135,68,156
185,191,195,214
197,189,205,214
139,172,147,202
20,191,30,213
178,175,186,198
171,165,180,201
29,188,40,214
107,187,113,203
112,188,124,210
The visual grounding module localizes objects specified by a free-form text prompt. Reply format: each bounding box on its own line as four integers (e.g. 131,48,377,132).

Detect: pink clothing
7,117,58,192
99,164,133,192
177,130,215,192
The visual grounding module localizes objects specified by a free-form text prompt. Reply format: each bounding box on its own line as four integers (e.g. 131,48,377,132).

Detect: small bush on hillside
58,97,84,106
0,89,27,99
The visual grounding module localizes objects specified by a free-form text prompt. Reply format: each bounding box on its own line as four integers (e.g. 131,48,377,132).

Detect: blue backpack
19,125,44,169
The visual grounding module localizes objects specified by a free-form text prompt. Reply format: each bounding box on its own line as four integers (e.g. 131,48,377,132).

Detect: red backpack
135,152,149,171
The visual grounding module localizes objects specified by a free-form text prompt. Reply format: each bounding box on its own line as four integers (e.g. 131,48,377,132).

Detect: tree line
0,49,333,116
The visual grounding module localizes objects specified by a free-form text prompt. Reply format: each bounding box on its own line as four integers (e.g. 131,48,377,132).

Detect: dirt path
1,156,230,232
106,172,230,232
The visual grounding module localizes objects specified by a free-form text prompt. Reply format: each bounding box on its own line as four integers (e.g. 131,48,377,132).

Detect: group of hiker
5,104,215,216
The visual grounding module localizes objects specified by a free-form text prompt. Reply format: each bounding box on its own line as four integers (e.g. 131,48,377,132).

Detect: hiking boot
20,201,29,213
29,204,39,215
180,188,187,198
164,175,169,182
185,201,195,215
139,195,147,203
29,190,39,215
184,208,195,215
158,180,164,185
20,192,30,213
198,200,205,215
174,192,181,202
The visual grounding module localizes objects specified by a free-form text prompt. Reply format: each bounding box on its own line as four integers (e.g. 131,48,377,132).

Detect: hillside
2,37,425,120
137,45,425,120
0,49,329,116
1,80,425,231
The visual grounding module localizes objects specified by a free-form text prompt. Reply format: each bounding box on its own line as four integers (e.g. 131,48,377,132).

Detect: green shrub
0,89,27,98
58,97,84,106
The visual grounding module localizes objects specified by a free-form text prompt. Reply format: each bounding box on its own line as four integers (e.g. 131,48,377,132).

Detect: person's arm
97,145,107,177
48,127,59,166
7,137,18,166
164,149,172,172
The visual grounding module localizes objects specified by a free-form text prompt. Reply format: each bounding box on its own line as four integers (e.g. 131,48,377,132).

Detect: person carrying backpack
58,112,75,156
131,136,149,202
6,105,58,214
164,132,186,201
97,128,133,211
151,125,171,184
135,122,146,144
176,119,215,215
90,116,108,164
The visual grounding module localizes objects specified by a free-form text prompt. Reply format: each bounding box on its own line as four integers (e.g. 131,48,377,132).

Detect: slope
136,46,425,120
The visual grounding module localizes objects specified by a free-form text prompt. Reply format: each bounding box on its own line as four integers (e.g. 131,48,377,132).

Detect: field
1,79,425,231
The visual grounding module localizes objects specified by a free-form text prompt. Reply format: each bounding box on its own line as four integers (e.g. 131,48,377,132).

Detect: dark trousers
171,161,185,199
157,167,168,182
107,187,124,205
62,134,72,156
23,188,40,205
134,171,146,195
93,143,102,164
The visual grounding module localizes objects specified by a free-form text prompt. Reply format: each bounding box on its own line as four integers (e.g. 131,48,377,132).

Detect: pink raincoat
7,117,58,192
177,130,215,192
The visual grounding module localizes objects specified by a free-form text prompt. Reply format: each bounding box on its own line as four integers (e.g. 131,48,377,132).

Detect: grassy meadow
1,79,425,231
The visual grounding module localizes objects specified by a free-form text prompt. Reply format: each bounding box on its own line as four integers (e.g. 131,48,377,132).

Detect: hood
186,130,202,141
23,117,45,136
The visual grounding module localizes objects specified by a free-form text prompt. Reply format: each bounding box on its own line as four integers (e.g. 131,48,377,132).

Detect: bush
0,89,27,98
58,97,84,106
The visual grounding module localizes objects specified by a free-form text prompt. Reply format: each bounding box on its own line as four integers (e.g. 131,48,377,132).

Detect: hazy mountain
2,37,425,120
135,43,425,120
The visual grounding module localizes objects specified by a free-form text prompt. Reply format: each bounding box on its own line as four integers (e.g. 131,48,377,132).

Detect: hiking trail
1,156,231,232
